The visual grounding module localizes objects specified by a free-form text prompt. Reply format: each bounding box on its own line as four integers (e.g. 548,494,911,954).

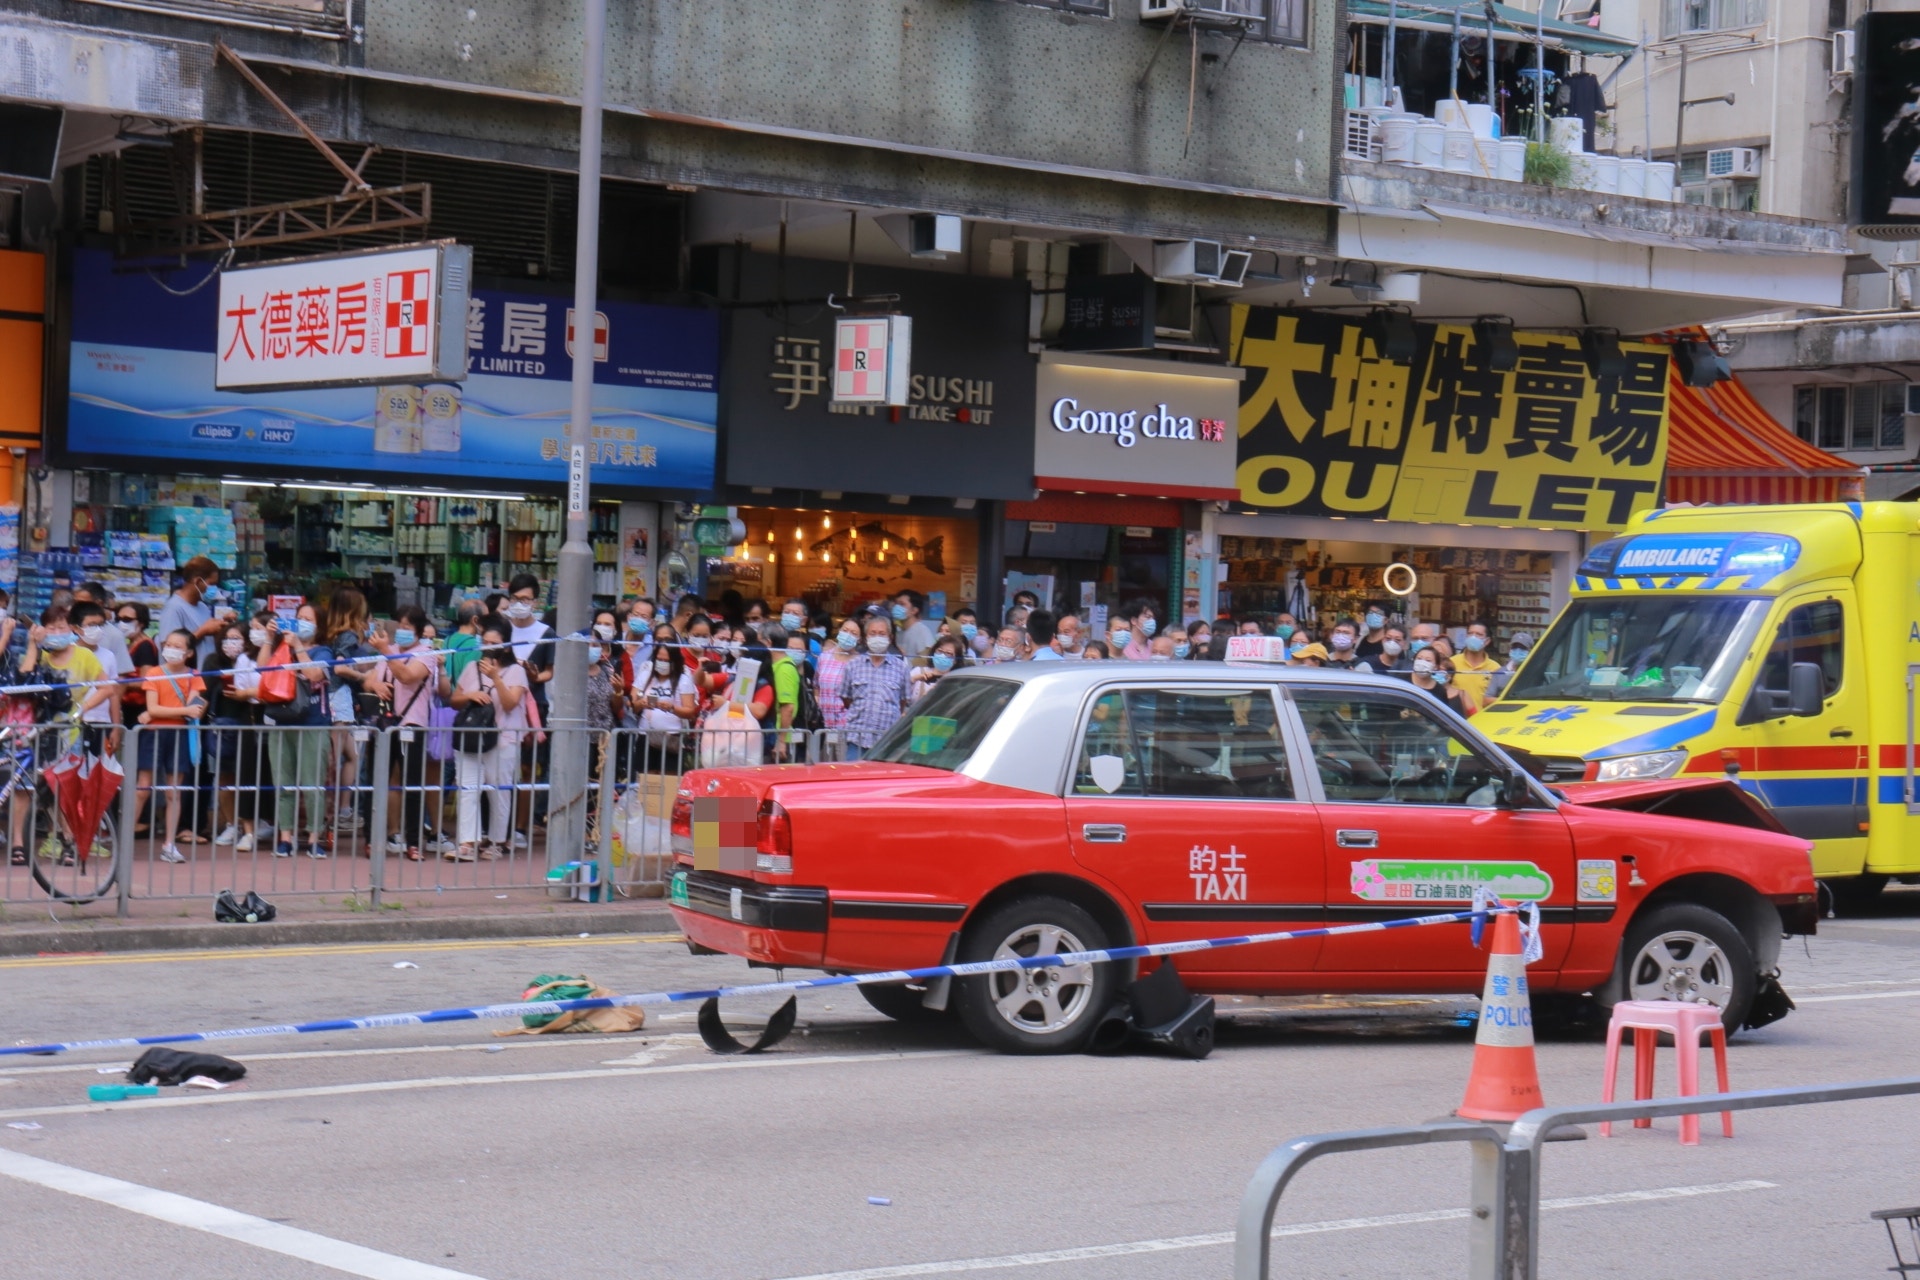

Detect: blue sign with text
63,249,717,492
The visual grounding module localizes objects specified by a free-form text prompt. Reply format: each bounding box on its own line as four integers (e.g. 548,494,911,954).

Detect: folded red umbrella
73,751,124,863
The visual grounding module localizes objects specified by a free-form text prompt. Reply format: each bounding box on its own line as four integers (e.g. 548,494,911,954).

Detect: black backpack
793,657,826,733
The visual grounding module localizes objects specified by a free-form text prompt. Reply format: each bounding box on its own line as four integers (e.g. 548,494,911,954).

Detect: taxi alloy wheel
955,896,1117,1054
1620,901,1754,1033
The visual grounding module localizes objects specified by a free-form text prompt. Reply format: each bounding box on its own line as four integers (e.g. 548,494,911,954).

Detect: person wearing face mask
632,623,699,774
1274,612,1300,641
990,625,1027,664
841,616,910,761
373,606,447,861
1324,621,1374,674
1450,622,1502,713
451,624,531,861
814,618,859,755
909,634,965,706
205,619,265,855
68,602,124,759
503,573,556,704
1355,602,1392,662
440,600,487,692
1054,613,1083,659
1134,601,1160,646
1287,641,1329,668
1410,648,1469,715
585,611,624,733
766,623,815,761
1186,621,1213,660
777,598,812,658
259,603,331,860
1148,634,1178,662
1407,621,1442,660
625,598,659,664
157,556,230,666
952,607,988,660
888,590,935,659
74,581,132,675
1373,626,1410,675
107,603,154,752
1490,630,1534,700
317,588,378,835
1167,626,1193,661
135,629,206,865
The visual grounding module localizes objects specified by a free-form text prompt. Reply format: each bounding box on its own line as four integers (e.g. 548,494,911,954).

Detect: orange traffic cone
1456,909,1546,1123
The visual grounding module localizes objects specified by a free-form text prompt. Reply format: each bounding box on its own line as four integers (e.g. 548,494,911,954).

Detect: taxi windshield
1506,596,1769,704
862,676,1020,771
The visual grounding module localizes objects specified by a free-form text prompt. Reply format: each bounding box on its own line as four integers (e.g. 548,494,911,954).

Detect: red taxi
668,660,1817,1053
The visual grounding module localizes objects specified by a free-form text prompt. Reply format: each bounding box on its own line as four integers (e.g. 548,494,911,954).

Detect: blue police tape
0,905,1516,1057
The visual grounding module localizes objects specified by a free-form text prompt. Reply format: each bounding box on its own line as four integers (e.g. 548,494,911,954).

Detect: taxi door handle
1081,823,1128,843
1829,727,1853,739
1336,829,1379,849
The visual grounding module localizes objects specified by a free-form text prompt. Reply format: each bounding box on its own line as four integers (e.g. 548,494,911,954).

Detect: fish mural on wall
809,522,946,582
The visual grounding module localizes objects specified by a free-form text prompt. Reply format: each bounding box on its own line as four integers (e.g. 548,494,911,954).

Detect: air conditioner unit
1832,28,1857,77
1216,249,1252,287
1153,239,1224,282
1141,0,1252,23
1706,146,1761,179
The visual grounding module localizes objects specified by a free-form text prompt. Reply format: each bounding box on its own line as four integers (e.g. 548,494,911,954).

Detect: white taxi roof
935,660,1520,799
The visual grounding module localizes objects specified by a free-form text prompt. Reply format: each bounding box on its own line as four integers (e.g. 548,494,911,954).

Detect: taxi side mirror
1788,661,1824,718
1499,770,1533,809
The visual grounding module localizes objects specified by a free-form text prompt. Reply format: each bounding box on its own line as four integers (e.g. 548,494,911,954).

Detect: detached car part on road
668,663,1817,1054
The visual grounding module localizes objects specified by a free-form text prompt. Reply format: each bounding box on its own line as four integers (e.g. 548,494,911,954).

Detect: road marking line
0,1146,486,1280
767,1180,1777,1280
0,1034,707,1077
0,1050,973,1122
0,933,682,969
1794,988,1920,1004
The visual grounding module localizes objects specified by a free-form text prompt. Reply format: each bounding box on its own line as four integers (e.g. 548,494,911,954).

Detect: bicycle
0,726,120,905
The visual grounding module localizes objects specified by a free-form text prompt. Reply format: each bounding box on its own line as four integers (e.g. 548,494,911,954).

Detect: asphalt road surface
5,892,1920,1280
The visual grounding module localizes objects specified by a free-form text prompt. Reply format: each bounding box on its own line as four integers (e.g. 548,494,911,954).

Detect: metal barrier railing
1235,1075,1920,1280
1,720,852,912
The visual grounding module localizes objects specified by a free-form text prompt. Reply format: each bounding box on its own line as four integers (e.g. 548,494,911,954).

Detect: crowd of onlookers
1,563,1527,869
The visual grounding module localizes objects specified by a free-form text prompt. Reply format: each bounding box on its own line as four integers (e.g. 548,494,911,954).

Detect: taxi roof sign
1225,634,1291,664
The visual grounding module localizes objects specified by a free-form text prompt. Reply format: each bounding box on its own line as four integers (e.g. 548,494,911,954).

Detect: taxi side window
1293,690,1503,807
1071,688,1294,800
1757,600,1843,701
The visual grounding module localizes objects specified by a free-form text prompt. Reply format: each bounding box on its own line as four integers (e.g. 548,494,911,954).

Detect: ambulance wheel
955,897,1116,1055
1617,902,1754,1033
859,982,951,1024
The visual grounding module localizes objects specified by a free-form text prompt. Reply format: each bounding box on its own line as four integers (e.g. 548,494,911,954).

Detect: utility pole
548,0,606,871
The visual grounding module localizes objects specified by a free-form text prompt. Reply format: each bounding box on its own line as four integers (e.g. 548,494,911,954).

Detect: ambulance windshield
1505,596,1770,704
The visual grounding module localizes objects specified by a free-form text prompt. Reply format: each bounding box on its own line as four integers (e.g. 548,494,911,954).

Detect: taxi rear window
861,677,1019,771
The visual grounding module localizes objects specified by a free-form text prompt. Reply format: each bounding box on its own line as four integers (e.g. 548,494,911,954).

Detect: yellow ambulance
1480,501,1918,908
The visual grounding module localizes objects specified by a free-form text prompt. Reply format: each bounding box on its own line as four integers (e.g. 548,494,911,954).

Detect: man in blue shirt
155,556,228,666
1027,610,1064,660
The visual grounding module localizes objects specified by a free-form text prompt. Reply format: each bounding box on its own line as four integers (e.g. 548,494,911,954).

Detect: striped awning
1664,369,1865,507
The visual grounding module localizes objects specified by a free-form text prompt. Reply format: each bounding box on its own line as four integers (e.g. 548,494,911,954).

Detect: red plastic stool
1600,999,1732,1146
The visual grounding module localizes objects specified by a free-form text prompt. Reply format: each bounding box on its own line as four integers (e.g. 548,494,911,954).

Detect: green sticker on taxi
909,715,958,755
1349,859,1553,903
669,870,690,907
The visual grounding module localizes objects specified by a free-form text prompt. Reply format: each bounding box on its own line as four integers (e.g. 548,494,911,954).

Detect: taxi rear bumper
669,868,829,967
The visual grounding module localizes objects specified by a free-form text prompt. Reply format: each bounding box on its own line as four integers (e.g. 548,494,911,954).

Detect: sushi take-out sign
215,242,472,392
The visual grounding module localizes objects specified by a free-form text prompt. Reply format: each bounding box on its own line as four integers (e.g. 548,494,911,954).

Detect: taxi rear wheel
955,897,1116,1055
1617,902,1754,1033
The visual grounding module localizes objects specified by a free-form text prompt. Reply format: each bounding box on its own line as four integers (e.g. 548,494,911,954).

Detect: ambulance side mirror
1788,662,1824,718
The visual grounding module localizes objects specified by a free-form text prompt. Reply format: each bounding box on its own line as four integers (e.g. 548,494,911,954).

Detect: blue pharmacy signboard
60,248,718,492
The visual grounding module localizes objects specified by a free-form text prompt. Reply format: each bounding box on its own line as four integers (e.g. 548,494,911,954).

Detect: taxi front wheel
1617,901,1755,1033
955,897,1118,1055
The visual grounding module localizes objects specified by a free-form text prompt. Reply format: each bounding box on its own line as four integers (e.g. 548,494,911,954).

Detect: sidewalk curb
0,906,681,956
